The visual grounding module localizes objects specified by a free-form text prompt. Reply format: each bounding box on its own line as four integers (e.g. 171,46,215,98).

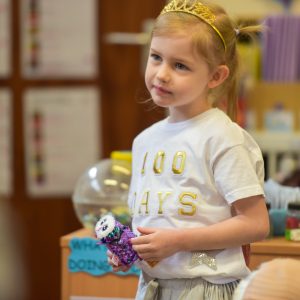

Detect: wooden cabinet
60,228,139,300
249,237,300,270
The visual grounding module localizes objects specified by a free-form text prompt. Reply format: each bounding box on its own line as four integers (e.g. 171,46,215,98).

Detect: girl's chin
152,101,170,108
152,97,172,108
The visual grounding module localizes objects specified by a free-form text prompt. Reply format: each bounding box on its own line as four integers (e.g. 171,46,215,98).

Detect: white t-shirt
128,108,264,284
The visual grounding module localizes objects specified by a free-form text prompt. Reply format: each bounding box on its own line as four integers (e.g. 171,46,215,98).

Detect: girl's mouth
153,85,171,95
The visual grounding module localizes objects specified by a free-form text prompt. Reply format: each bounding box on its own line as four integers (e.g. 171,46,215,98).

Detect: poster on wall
23,87,100,196
21,0,97,78
0,0,11,77
0,89,12,196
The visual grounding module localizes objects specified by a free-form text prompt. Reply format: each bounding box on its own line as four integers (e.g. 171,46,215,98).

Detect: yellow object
110,151,132,163
237,43,261,81
160,0,226,50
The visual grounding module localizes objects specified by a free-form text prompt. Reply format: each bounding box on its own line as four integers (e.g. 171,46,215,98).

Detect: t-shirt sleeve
212,145,265,204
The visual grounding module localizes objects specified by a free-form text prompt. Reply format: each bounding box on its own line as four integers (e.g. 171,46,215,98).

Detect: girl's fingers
112,265,130,272
107,251,131,272
131,235,150,245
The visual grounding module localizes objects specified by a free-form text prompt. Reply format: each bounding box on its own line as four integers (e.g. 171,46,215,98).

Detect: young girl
108,0,269,299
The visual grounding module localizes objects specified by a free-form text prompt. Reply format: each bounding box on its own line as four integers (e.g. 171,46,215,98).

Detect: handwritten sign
68,237,140,276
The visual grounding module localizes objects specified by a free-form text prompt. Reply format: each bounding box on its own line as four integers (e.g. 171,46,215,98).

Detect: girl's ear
208,65,229,89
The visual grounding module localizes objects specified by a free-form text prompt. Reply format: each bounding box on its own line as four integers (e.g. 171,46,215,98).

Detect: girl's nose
156,65,170,83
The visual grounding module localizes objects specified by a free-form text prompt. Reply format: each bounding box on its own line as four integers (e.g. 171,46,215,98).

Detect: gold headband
160,0,226,51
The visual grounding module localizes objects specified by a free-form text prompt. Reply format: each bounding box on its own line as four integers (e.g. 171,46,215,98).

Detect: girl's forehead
150,34,203,59
151,33,193,47
151,24,207,49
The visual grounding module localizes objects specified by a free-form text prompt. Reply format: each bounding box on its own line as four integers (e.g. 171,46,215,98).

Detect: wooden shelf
249,237,300,270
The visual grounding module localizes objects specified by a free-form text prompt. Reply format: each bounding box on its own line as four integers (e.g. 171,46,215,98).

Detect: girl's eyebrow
149,47,160,53
150,48,193,65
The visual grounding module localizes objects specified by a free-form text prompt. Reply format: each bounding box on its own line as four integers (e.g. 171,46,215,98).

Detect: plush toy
95,214,139,266
95,214,158,267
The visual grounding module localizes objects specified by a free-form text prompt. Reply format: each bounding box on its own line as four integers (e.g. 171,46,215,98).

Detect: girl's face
145,33,214,122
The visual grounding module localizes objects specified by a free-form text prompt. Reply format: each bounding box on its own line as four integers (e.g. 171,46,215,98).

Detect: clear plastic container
72,152,132,229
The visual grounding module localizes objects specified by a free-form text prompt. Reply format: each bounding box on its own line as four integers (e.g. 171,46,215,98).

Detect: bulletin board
0,0,11,77
23,87,100,196
0,89,12,196
21,0,97,78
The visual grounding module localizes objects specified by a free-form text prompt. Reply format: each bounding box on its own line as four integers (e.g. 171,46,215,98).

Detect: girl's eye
150,53,161,61
175,62,188,70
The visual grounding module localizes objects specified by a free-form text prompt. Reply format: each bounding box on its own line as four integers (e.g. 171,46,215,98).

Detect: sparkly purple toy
95,214,140,266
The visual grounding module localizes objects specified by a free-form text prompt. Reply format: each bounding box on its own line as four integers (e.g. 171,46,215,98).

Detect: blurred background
1,0,300,300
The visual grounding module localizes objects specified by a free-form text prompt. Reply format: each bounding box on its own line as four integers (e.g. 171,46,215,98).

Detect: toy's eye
102,225,108,231
100,218,107,225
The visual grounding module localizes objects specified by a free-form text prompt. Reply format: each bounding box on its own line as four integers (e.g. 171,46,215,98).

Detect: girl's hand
131,227,181,261
107,250,131,272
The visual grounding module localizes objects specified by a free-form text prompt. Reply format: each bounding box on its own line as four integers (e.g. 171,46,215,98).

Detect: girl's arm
131,195,269,261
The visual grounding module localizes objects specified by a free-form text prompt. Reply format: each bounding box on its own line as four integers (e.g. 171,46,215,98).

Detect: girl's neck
168,103,212,123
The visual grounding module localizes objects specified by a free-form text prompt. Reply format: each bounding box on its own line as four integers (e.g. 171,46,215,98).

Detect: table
249,237,300,270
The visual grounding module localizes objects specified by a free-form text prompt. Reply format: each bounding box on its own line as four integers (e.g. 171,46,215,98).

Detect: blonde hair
152,0,262,121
